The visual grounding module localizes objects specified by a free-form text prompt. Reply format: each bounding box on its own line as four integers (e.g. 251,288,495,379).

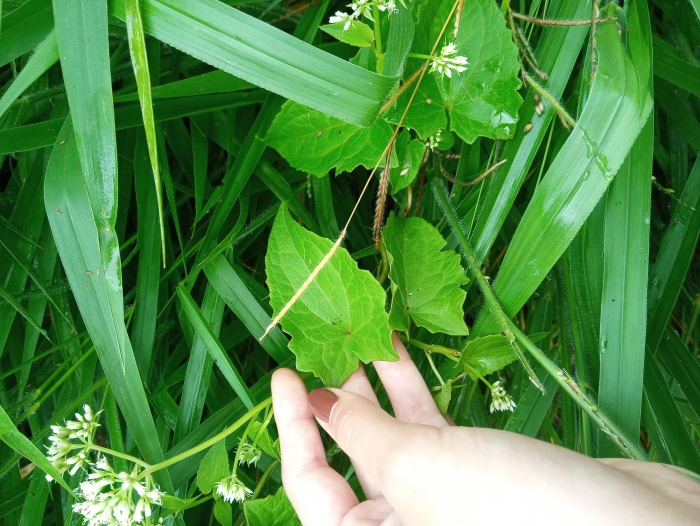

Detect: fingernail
308,389,339,423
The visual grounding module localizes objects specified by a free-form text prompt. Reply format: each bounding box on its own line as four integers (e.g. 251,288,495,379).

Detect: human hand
271,334,700,525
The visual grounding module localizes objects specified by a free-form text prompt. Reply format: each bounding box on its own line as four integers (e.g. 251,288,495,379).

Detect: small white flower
350,0,373,20
79,478,112,502
490,381,517,413
238,442,263,466
215,474,253,504
430,42,469,78
427,129,442,151
377,0,398,14
329,11,355,31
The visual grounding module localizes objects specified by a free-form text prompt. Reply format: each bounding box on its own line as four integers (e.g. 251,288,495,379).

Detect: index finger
271,369,358,526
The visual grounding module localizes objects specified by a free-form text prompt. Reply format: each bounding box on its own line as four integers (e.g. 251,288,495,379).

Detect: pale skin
271,333,700,526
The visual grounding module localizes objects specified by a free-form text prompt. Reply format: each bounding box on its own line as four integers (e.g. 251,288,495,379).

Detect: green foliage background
0,0,699,523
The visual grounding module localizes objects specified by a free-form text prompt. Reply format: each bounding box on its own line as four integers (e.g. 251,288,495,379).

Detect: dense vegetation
0,0,699,524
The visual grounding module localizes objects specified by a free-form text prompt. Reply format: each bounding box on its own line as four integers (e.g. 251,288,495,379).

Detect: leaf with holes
266,204,396,387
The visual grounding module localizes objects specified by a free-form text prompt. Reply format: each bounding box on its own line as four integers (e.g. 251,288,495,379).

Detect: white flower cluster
73,457,164,526
238,441,262,467
427,129,442,151
215,474,253,504
329,0,401,31
430,43,469,78
46,404,102,479
490,381,517,413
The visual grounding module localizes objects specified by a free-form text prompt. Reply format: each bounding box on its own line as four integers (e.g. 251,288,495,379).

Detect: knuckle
332,403,364,446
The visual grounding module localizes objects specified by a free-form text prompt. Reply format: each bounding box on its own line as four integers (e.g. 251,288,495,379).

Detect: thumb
308,388,407,478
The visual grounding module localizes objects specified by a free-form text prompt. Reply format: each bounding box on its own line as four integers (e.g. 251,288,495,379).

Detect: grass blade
173,282,225,445
44,121,173,491
0,0,53,67
0,30,58,122
131,132,161,376
0,404,72,493
647,156,700,352
108,0,397,126
124,0,166,265
642,349,700,472
657,326,700,421
0,284,50,342
176,285,256,409
472,10,652,336
597,118,653,456
204,254,292,364
0,154,45,357
469,0,591,264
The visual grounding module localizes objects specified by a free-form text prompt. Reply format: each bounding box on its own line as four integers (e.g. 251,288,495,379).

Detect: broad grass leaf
385,0,522,142
265,101,397,177
320,21,374,48
383,214,468,335
108,0,397,126
265,204,396,387
472,12,653,338
244,487,301,526
197,440,229,494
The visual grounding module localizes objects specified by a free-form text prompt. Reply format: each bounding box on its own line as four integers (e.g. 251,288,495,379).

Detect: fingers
340,497,400,526
340,365,383,499
308,385,435,489
272,369,359,526
373,333,448,427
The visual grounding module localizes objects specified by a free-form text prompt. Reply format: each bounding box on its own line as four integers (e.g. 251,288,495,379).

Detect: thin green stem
139,398,272,478
377,239,389,284
251,408,274,450
431,179,545,392
461,361,494,390
407,52,436,61
252,459,279,500
522,72,577,129
232,409,262,475
83,444,149,468
0,332,87,381
510,322,646,460
13,346,96,425
373,5,383,63
535,117,555,189
397,334,461,361
433,178,644,460
424,351,445,386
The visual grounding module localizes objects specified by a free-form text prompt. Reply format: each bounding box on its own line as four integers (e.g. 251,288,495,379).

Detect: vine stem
432,179,646,461
510,322,646,460
396,334,460,361
138,398,272,478
521,72,577,129
431,179,546,393
510,11,616,26
83,444,149,468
